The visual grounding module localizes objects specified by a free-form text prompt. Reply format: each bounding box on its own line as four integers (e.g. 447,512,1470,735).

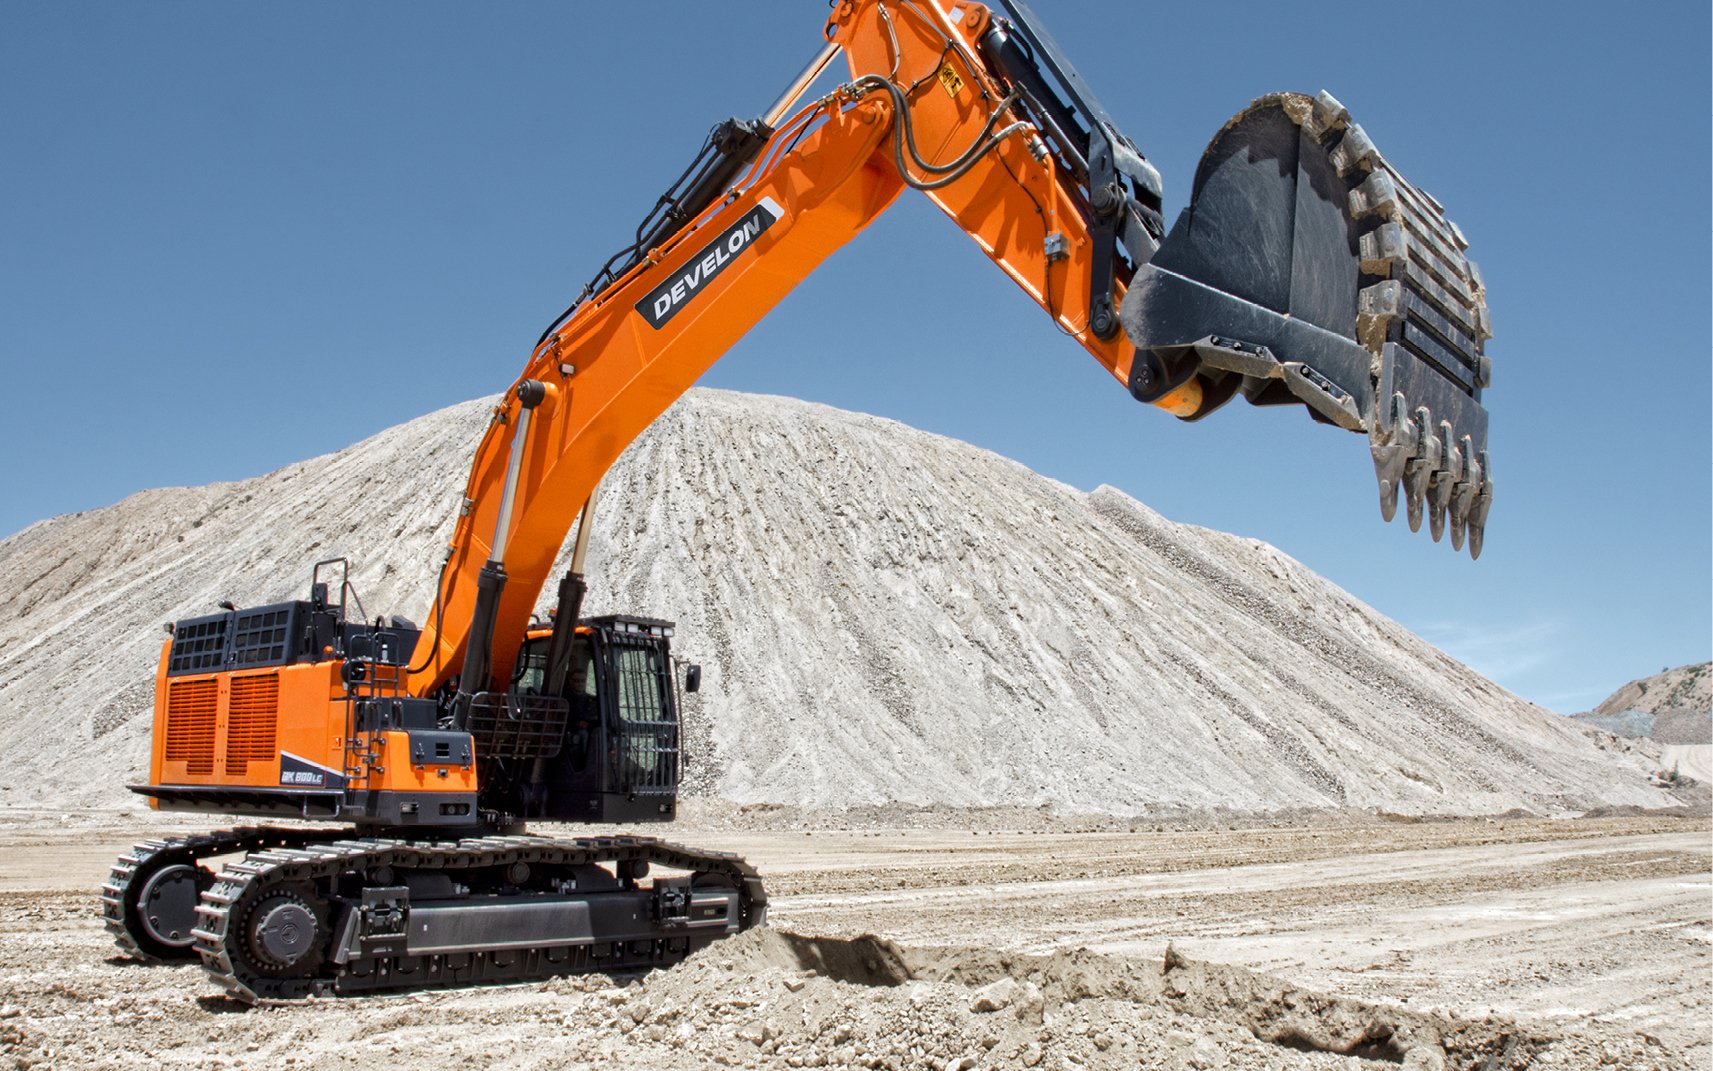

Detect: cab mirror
685,664,702,694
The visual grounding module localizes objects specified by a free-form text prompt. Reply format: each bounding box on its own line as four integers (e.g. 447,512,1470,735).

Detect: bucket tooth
1447,436,1481,553
1405,471,1428,533
1466,455,1493,560
1427,485,1449,542
1376,465,1403,523
1369,391,1414,524
1425,421,1460,542
1398,406,1437,533
1372,440,1406,523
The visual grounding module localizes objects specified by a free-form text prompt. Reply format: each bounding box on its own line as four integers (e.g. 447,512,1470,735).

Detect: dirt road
0,811,1706,1069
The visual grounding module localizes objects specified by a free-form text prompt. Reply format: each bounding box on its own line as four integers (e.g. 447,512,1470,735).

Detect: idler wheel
136,863,202,950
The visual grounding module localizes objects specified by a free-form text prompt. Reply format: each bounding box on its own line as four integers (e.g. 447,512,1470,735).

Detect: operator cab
474,615,696,827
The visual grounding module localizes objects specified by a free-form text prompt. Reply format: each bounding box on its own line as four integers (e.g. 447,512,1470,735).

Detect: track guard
1121,91,1493,557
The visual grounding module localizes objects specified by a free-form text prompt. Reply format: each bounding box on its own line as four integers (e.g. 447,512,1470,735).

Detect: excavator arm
409,0,1494,698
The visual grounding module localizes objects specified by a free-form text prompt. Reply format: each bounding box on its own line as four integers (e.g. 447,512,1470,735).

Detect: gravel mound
0,389,1680,815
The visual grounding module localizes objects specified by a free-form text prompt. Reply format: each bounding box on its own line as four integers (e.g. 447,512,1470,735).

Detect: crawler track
184,832,766,1003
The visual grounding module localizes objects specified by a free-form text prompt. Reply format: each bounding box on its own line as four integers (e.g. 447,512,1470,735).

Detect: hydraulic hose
847,74,1028,189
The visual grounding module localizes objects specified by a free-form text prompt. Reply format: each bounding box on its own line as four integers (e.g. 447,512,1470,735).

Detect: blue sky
2,2,1708,714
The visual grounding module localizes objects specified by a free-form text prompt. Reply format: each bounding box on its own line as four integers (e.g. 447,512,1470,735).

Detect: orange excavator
104,0,1492,1001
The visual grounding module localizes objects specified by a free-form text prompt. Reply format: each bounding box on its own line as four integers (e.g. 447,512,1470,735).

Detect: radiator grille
225,674,280,775
231,607,295,666
164,679,218,775
168,617,228,674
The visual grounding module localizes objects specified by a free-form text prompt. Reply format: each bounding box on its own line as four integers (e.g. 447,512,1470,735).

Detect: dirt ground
0,809,1706,1070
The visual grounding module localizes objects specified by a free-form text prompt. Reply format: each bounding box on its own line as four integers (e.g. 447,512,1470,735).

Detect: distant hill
1573,663,1712,745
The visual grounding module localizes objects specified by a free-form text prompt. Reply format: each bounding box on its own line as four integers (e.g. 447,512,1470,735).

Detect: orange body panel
146,641,471,800
148,640,348,795
361,731,477,795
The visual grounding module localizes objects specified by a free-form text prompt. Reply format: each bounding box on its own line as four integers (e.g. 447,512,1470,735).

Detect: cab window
512,638,550,695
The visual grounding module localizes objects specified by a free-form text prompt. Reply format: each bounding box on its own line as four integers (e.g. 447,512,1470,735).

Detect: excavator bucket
1121,92,1493,558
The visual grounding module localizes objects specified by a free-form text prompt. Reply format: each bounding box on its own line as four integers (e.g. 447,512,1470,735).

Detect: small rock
1186,1037,1223,1070
1013,982,1045,1024
1402,1047,1447,1071
970,978,1021,1013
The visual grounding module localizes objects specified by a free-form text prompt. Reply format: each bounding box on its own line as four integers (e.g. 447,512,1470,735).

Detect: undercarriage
104,828,766,1003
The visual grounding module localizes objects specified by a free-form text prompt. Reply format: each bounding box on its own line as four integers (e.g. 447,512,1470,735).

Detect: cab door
602,635,679,798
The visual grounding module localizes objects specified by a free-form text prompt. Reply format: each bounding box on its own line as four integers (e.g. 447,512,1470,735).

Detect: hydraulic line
845,74,1029,191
